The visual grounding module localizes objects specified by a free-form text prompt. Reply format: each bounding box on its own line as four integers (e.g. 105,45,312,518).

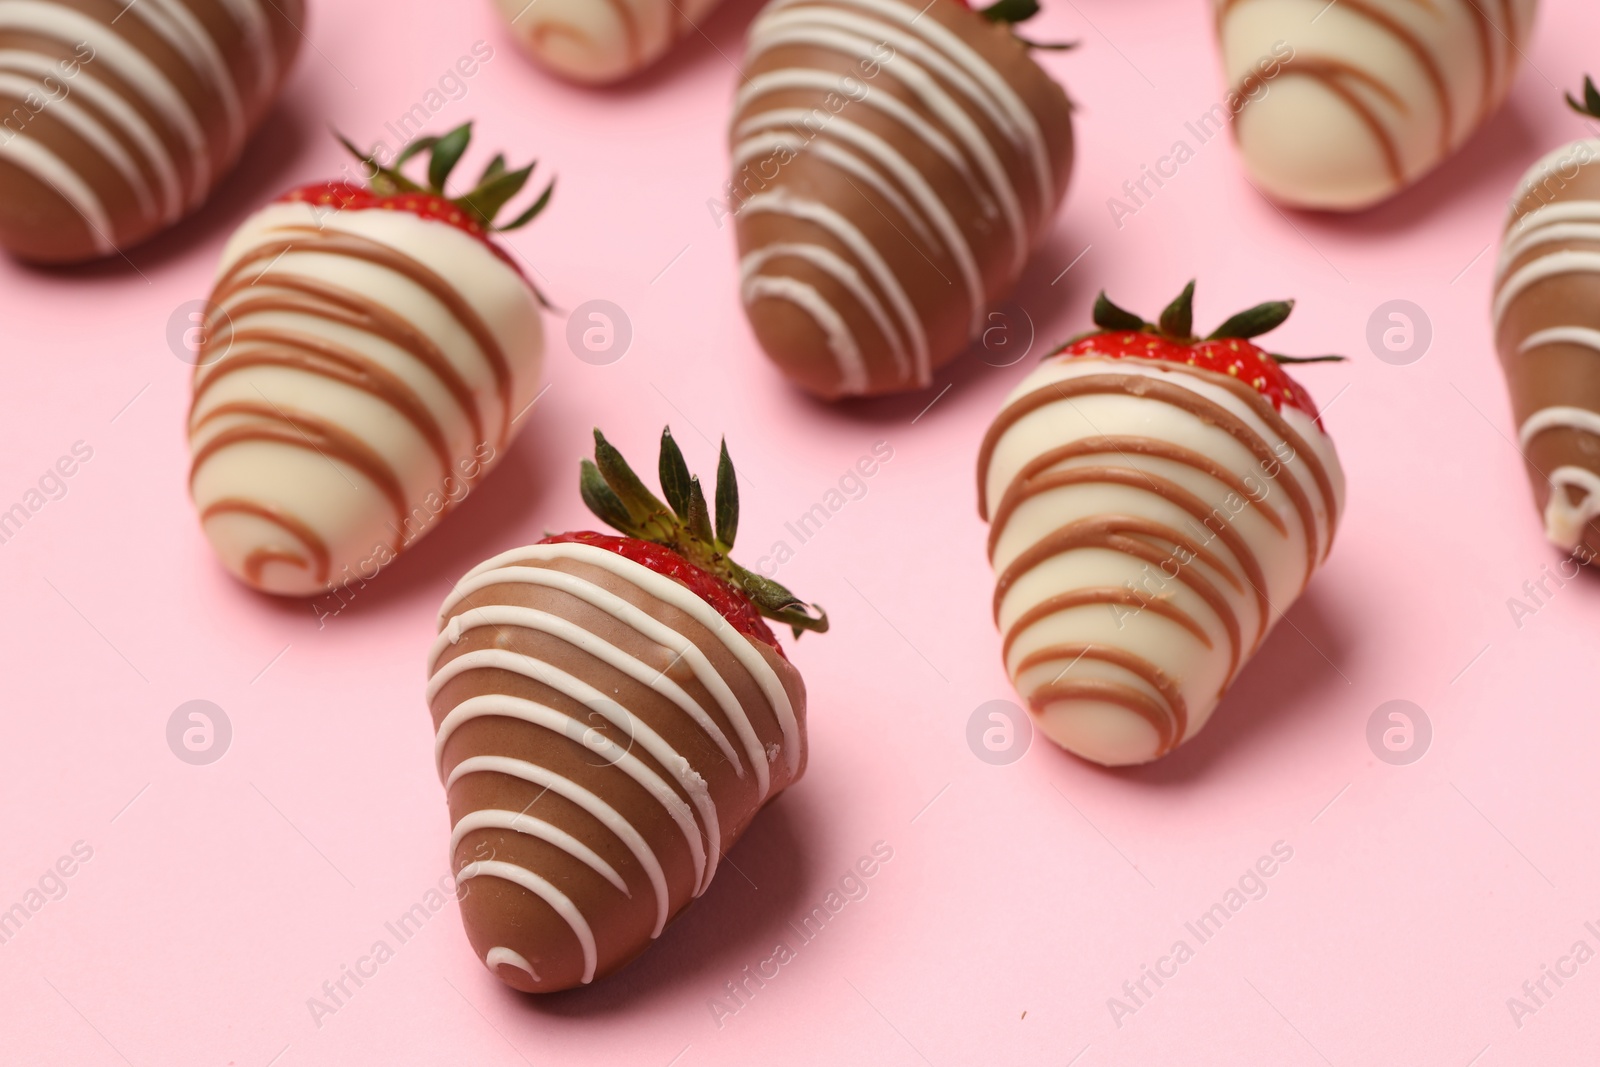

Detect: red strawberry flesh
539,531,785,656
1054,330,1320,419
280,183,527,277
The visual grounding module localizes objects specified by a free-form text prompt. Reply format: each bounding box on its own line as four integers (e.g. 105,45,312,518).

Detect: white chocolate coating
1216,0,1536,211
492,0,723,85
979,355,1344,765
188,200,543,597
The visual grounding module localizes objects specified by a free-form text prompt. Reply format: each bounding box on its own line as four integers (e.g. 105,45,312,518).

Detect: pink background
3,0,1599,1063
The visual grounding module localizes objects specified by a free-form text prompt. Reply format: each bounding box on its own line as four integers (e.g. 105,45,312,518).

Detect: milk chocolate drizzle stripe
201,277,488,447
190,401,410,543
1013,643,1188,752
1247,58,1407,186
198,497,330,583
1000,589,1213,661
1221,0,1524,181
988,465,1273,649
994,515,1245,687
999,436,1290,536
214,227,515,440
440,557,782,797
447,754,672,937
1029,677,1174,754
976,370,1331,576
191,330,457,479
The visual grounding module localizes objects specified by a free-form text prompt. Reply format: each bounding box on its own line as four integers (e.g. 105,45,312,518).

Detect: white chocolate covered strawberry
188,125,552,598
978,284,1345,765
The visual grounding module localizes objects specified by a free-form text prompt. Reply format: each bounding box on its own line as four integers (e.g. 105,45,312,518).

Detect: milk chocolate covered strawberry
1493,78,1600,560
730,0,1074,398
429,429,825,992
0,0,305,263
188,124,552,598
978,284,1346,765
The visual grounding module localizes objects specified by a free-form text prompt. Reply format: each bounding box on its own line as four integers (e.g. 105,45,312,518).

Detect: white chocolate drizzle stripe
740,108,985,334
485,946,538,981
1492,251,1600,326
447,542,800,779
763,0,1050,218
434,604,745,774
450,809,630,895
0,1,211,195
742,187,931,385
1518,326,1600,358
457,860,598,984
744,271,872,396
429,647,723,893
744,14,1027,273
447,754,669,936
440,561,775,797
1518,406,1600,448
0,134,114,253
435,694,709,895
0,71,154,218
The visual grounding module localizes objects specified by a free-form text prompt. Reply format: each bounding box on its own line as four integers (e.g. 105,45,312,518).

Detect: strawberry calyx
1048,281,1343,418
539,531,785,655
281,123,554,301
1566,74,1600,119
972,0,1076,50
568,428,829,642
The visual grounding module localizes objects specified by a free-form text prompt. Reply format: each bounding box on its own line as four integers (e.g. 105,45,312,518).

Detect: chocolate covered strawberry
730,0,1075,398
977,283,1346,765
187,124,552,603
429,429,825,992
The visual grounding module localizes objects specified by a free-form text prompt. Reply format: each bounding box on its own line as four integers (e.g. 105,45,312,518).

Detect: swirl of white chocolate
430,541,807,992
978,353,1344,765
491,0,723,85
1216,0,1536,211
0,0,304,262
188,198,543,597
730,0,1073,399
1493,139,1600,559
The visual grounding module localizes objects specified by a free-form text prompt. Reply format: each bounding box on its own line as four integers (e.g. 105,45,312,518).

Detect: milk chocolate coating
978,354,1344,766
429,542,807,992
1493,141,1600,560
1216,0,1536,211
492,0,724,85
730,0,1073,399
0,0,304,264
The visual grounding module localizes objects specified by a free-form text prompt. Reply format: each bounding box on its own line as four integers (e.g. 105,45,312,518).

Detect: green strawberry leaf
1207,299,1294,340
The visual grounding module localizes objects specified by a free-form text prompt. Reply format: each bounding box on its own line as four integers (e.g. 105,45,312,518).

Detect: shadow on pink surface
1111,589,1354,784
501,792,821,1016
